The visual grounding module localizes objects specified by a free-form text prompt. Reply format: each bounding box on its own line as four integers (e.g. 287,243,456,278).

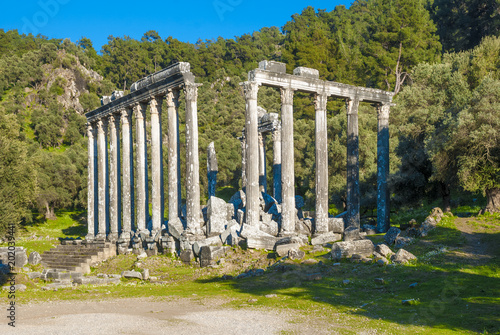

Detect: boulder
311,232,342,246
384,227,401,245
375,244,394,258
28,251,42,265
121,270,142,280
288,249,305,260
391,249,417,264
331,240,375,260
329,218,345,234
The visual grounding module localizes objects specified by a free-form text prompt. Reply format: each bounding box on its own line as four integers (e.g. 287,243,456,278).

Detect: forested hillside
1,0,499,235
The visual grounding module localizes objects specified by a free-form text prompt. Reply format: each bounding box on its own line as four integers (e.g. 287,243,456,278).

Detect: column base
95,233,106,241
85,233,95,242
107,232,119,242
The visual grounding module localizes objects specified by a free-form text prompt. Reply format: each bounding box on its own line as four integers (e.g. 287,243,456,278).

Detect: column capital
166,89,180,108
97,118,108,133
271,127,281,142
133,103,145,119
314,93,328,111
346,96,360,115
149,96,163,115
280,87,295,105
376,103,391,120
87,122,95,138
241,81,260,100
184,82,202,102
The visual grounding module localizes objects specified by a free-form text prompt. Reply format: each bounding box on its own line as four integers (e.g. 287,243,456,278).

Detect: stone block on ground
296,219,313,236
331,239,375,260
260,220,278,236
275,236,304,247
275,243,300,257
395,236,414,248
193,236,222,256
329,218,345,234
207,196,229,237
0,247,27,267
180,249,194,264
384,227,401,245
168,218,184,240
391,249,417,264
121,270,143,280
343,227,361,241
28,251,41,265
199,245,227,267
375,244,394,258
246,233,277,251
311,232,342,246
288,249,305,260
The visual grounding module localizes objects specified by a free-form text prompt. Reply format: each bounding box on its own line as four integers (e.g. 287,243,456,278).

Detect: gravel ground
0,297,337,334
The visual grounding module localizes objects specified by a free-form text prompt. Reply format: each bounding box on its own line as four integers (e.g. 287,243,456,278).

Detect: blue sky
1,0,350,52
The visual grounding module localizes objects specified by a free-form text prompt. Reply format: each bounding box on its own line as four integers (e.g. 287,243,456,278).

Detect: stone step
42,250,103,257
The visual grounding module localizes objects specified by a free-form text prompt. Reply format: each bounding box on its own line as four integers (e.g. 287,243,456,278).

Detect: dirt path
452,217,498,264
0,297,342,335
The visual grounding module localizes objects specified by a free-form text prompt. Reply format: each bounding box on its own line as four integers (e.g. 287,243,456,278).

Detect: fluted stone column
240,134,247,188
258,132,267,193
281,87,295,235
150,96,164,234
166,89,182,222
86,123,97,240
134,103,148,234
96,118,108,240
377,103,391,233
315,93,329,234
346,97,360,228
207,142,218,198
185,82,202,233
272,127,282,203
241,81,260,230
108,114,121,241
121,108,133,240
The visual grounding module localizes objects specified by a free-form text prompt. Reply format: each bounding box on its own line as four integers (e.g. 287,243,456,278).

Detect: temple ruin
84,60,394,262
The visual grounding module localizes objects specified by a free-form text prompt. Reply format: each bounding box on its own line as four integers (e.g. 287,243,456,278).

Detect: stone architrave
134,103,148,234
185,82,202,233
86,122,97,240
272,127,282,203
150,96,164,234
96,118,108,240
346,97,360,229
166,89,182,222
108,114,121,241
241,81,260,229
120,108,133,240
207,142,218,198
377,103,391,233
314,92,329,234
280,87,295,235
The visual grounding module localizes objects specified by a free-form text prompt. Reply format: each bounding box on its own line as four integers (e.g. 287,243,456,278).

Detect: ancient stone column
242,81,260,229
150,96,164,234
240,133,247,188
207,142,218,198
108,114,121,241
346,97,360,228
272,127,282,203
96,118,108,240
258,132,267,193
280,87,295,235
166,89,182,222
377,103,391,233
315,93,329,234
120,108,133,240
86,122,97,240
134,103,148,234
185,82,202,233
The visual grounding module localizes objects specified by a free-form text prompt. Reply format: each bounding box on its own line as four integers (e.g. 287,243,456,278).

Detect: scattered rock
121,270,143,280
375,244,394,258
288,249,305,260
265,294,277,298
311,232,342,246
377,258,389,266
331,240,375,260
343,227,361,242
275,243,300,257
328,218,345,234
199,245,227,267
207,196,229,236
384,227,401,245
28,251,42,265
302,259,318,265
395,236,414,248
142,269,150,281
391,249,417,264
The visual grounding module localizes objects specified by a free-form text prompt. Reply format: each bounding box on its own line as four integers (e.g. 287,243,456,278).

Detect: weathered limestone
331,240,375,260
108,114,120,241
207,142,218,198
346,97,360,229
120,108,133,240
166,89,182,222
150,96,164,234
86,123,96,240
314,93,329,234
185,82,202,233
377,103,391,233
258,133,267,193
134,103,148,234
280,87,295,235
96,118,108,240
241,81,260,229
272,127,282,203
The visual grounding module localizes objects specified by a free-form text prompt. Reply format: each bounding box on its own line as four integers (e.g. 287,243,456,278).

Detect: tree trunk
480,188,500,214
440,182,452,213
45,202,57,220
